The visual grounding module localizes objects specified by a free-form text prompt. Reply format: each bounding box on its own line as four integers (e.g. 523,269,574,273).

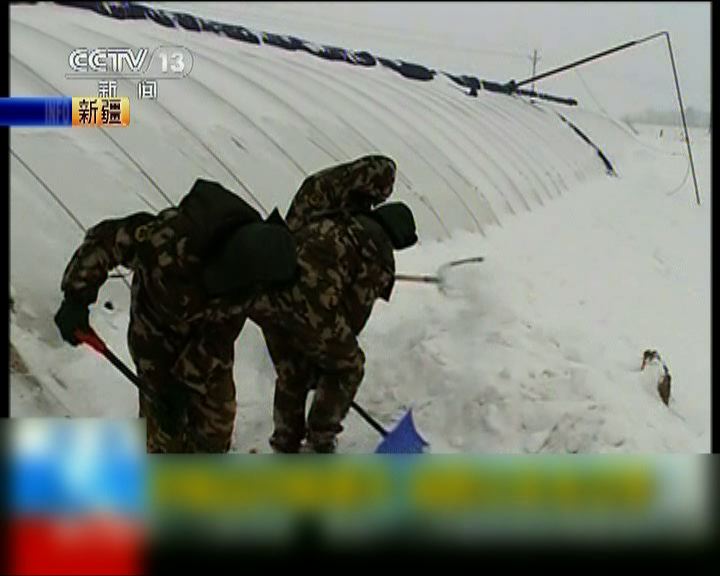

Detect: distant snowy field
10,4,711,453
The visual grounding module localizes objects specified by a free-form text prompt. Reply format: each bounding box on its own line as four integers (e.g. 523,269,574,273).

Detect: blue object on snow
375,410,429,454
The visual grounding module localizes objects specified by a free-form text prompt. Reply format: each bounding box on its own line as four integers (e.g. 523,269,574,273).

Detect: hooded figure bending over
55,180,297,453
249,155,418,453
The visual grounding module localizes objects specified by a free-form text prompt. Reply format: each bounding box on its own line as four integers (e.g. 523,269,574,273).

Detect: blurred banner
146,454,715,553
5,418,716,568
6,419,147,575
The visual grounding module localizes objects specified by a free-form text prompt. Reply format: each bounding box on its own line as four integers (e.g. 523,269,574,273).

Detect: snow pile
359,139,710,454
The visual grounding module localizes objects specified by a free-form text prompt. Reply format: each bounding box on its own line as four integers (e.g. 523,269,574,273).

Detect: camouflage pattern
284,154,398,233
249,155,398,452
129,310,239,453
61,207,250,453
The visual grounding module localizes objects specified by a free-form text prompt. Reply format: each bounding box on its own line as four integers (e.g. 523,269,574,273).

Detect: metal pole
663,32,702,205
511,31,700,206
531,49,540,93
515,32,666,88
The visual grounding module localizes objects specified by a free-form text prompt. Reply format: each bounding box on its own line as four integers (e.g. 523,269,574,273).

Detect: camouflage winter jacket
60,181,262,344
249,155,398,346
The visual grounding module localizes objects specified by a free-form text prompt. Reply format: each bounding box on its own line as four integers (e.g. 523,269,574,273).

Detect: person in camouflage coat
249,155,418,453
54,180,297,453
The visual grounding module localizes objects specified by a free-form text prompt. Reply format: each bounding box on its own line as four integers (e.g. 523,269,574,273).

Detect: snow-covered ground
10,4,711,453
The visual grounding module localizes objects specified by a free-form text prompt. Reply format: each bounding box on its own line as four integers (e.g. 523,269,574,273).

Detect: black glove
54,297,90,346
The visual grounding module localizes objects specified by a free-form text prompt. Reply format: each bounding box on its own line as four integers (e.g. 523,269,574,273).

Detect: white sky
190,1,711,119
123,2,714,118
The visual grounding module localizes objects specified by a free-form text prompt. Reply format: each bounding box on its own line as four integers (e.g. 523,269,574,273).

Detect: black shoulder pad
179,179,263,254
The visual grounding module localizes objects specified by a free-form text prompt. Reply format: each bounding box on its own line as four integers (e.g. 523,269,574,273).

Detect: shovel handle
74,328,107,353
395,274,441,284
350,401,388,437
396,257,484,286
75,328,147,392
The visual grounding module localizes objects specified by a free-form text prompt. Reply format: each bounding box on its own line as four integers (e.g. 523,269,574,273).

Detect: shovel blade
437,256,485,295
375,410,429,454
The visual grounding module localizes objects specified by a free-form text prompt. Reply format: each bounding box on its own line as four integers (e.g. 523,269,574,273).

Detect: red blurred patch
9,517,145,575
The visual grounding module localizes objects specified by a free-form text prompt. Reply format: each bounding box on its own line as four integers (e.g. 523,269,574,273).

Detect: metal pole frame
513,31,701,205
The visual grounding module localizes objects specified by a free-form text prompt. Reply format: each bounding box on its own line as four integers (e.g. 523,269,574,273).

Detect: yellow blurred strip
149,459,658,516
150,461,393,514
410,463,656,512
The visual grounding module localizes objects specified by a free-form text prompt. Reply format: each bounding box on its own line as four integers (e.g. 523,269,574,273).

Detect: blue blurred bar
8,419,147,517
0,97,73,126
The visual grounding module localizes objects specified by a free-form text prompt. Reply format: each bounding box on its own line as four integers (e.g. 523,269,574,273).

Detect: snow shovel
75,328,429,454
395,256,484,294
74,328,147,393
350,401,429,454
73,328,186,435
